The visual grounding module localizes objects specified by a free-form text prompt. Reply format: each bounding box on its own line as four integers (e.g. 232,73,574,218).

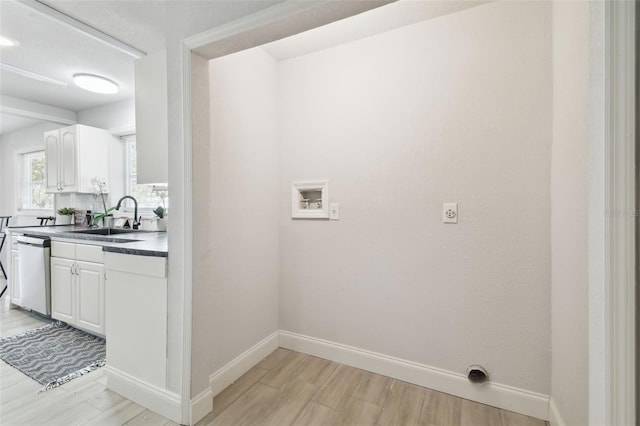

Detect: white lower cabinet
51,257,74,323
104,252,168,394
51,242,105,336
76,261,105,333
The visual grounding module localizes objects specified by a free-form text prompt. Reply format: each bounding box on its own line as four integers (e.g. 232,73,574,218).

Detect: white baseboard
280,330,550,421
549,398,566,426
209,330,280,397
190,330,279,424
190,387,213,425
105,366,182,423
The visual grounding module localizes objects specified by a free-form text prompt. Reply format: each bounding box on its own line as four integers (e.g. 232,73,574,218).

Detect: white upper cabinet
135,50,168,184
45,124,114,193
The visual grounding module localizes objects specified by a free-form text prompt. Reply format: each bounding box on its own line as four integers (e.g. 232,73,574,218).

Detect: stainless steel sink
69,228,143,236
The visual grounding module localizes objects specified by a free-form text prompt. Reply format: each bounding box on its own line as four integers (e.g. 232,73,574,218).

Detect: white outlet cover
329,203,339,220
443,203,458,223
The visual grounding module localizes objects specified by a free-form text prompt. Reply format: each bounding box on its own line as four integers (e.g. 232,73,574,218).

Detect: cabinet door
76,261,105,335
44,130,60,193
59,126,77,192
10,250,21,306
51,257,75,323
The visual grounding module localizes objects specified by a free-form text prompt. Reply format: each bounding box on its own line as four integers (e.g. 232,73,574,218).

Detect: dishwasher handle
17,235,51,247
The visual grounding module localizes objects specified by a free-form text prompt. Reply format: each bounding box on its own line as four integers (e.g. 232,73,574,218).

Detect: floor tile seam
346,394,386,425
211,378,267,421
286,399,315,426
302,372,334,417
310,361,341,399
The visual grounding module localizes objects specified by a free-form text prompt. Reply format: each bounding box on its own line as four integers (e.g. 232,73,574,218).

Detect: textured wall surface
277,1,552,394
196,0,553,399
192,48,280,395
551,1,590,424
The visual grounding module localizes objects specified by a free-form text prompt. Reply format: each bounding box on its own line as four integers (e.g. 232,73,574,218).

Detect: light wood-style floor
2,276,548,426
197,348,548,426
0,279,177,426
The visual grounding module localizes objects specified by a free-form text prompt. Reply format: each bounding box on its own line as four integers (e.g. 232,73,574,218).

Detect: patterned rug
0,322,106,392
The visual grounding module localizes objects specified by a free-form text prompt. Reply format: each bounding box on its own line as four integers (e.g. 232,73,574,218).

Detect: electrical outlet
329,203,340,220
443,203,458,223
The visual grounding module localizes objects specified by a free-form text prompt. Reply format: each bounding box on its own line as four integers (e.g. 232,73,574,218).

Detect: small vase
56,214,72,225
156,218,167,232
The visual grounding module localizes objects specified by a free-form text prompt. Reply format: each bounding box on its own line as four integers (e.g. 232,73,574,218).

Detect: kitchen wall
277,0,551,394
195,0,552,403
191,48,280,394
77,98,135,133
0,122,60,279
0,99,134,224
0,122,62,225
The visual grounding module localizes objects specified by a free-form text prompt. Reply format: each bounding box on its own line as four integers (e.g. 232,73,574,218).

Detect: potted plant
153,206,167,231
92,207,116,228
56,207,75,225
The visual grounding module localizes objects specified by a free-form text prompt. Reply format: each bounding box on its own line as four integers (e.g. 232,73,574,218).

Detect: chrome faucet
115,195,140,230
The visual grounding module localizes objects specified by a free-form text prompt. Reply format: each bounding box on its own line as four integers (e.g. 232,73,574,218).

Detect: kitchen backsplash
55,193,104,213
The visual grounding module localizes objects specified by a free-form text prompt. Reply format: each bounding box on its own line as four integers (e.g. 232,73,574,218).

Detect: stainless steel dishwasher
17,235,51,316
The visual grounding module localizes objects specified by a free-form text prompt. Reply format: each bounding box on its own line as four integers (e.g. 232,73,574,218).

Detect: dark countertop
7,225,168,257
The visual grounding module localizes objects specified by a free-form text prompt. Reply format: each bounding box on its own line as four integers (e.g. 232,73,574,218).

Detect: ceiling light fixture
0,62,67,86
73,73,119,94
0,35,19,47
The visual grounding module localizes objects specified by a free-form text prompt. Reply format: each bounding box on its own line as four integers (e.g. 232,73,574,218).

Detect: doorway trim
597,0,637,425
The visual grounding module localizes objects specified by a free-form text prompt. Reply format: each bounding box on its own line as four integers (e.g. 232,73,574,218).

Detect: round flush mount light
0,35,20,47
73,73,119,94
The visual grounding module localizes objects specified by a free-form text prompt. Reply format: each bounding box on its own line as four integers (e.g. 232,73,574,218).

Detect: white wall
164,1,283,399
76,98,135,133
191,48,280,395
586,2,607,423
0,122,61,224
197,0,552,400
277,0,551,394
0,122,60,280
549,1,600,425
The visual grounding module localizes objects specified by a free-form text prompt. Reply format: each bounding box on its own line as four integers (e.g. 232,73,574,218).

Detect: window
124,136,168,210
21,151,53,210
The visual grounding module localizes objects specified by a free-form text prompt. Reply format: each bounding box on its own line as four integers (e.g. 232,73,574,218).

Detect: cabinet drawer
52,241,75,258
76,244,104,263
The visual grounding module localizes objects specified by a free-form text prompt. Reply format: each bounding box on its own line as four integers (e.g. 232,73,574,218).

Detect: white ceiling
0,0,490,136
0,0,140,134
0,0,285,135
261,0,490,61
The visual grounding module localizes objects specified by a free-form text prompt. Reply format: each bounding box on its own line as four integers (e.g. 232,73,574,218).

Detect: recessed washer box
291,180,329,219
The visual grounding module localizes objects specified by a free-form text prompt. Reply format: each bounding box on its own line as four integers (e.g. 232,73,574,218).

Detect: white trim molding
15,0,145,58
191,331,279,424
0,95,76,125
549,398,567,426
208,331,280,397
190,387,213,426
280,331,550,421
601,0,636,425
181,40,194,426
105,366,182,422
